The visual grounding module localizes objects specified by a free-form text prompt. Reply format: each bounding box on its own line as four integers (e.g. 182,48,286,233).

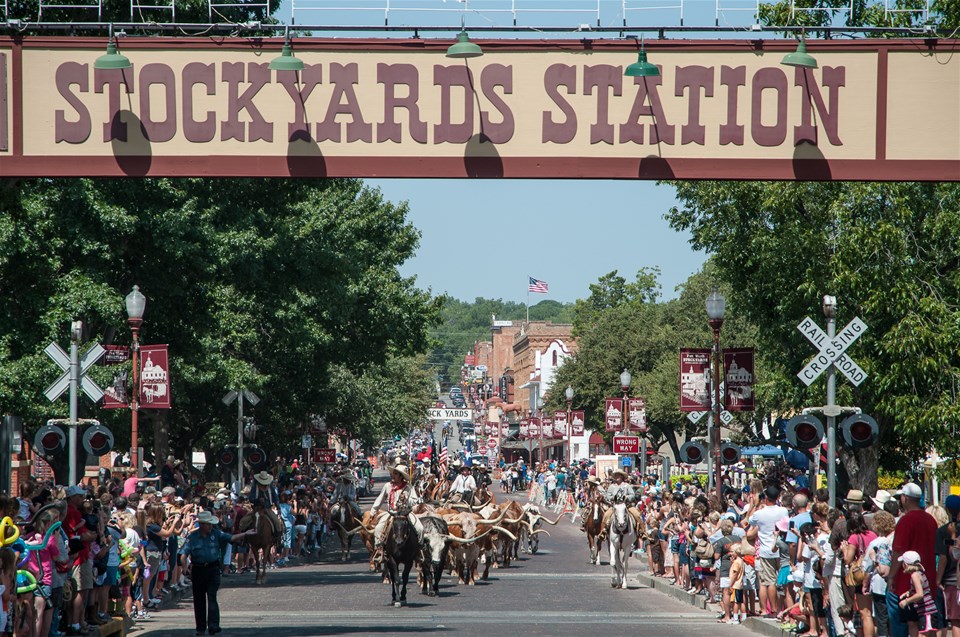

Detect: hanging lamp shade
94,40,131,71
446,30,483,59
624,48,659,77
269,42,305,71
781,39,818,69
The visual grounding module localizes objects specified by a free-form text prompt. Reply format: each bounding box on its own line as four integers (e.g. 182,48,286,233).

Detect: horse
240,504,277,585
607,501,637,589
583,495,608,565
383,509,420,608
331,497,362,561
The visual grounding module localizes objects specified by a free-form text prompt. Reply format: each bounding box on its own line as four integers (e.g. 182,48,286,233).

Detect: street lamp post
564,385,574,465
705,287,726,503
496,406,504,472
536,396,545,465
620,369,631,472
125,285,146,477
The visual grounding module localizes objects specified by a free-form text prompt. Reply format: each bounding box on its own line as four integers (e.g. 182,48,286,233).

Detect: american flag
528,277,549,294
438,446,449,476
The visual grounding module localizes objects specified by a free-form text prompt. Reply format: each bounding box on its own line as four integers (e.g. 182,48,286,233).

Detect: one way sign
44,341,106,403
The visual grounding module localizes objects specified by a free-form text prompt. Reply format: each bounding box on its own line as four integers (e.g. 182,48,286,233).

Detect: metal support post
237,393,244,494
69,321,81,485
826,310,837,508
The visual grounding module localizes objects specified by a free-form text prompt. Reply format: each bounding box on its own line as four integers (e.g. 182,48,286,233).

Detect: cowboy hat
611,469,628,480
196,511,219,525
253,471,274,485
844,489,865,504
587,476,601,485
391,464,410,482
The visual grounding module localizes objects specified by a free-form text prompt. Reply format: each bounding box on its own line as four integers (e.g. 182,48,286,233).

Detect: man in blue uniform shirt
181,510,255,635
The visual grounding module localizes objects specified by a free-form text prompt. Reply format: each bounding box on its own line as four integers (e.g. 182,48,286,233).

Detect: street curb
633,573,791,637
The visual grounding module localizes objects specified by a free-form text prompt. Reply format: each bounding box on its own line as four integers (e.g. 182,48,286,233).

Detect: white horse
607,502,637,589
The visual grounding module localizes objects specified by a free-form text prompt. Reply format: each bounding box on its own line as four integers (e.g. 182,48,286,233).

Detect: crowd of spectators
0,456,372,637
607,468,960,637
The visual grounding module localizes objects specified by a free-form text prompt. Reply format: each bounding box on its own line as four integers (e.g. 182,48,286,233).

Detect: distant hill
429,297,575,390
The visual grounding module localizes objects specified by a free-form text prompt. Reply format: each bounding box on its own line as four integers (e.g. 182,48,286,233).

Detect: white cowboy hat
391,464,410,482
611,469,629,480
871,490,892,509
197,511,219,525
253,471,274,485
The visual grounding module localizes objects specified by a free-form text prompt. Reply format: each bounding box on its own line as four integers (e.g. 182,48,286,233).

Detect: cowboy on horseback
331,471,361,519
579,475,604,531
450,464,477,504
599,470,642,539
249,471,284,539
369,464,422,558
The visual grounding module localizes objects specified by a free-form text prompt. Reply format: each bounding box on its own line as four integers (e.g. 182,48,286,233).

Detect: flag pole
526,276,530,326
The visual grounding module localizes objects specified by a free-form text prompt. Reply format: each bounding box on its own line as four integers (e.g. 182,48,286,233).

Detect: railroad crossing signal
43,341,105,403
797,316,868,386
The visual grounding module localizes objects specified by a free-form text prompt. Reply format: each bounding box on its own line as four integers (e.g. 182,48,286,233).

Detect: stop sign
486,438,498,450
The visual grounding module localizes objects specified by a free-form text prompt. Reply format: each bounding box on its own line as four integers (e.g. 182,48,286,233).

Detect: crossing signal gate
33,419,113,457
82,424,114,456
679,440,707,465
720,442,741,465
786,414,826,449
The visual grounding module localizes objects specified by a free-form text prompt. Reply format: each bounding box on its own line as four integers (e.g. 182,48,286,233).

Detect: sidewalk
633,560,793,637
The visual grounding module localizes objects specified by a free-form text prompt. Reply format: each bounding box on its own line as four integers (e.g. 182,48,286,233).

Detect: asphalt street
138,474,752,637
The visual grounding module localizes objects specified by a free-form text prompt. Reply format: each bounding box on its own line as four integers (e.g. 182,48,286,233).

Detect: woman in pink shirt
28,508,62,637
843,511,877,637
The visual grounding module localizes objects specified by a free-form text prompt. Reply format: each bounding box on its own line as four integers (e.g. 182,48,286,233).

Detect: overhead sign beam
0,38,957,181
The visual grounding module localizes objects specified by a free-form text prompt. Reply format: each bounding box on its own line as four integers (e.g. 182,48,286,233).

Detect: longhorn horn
491,526,518,541
531,529,551,537
476,507,509,526
537,513,564,526
443,527,494,544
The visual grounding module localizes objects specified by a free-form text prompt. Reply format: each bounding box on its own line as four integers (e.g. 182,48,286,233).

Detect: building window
552,351,558,366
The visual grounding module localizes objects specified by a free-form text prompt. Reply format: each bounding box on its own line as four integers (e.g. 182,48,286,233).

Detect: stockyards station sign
0,37,957,180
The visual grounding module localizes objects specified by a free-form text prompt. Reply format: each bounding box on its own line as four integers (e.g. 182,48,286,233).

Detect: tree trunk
153,412,170,467
840,446,879,493
654,422,682,463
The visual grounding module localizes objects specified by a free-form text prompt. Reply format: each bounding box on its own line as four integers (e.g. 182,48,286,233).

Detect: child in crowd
729,543,746,624
897,551,943,637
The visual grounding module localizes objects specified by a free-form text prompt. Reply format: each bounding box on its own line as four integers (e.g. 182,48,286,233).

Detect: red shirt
892,509,938,595
64,504,90,565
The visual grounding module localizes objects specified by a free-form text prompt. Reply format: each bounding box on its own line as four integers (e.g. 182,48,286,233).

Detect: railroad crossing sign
797,316,868,386
44,341,105,403
687,382,732,424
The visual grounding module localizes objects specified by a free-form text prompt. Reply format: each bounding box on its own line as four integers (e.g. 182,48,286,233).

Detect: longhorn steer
417,515,450,597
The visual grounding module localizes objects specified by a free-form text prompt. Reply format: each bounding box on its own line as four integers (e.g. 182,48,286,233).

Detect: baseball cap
65,485,86,498
895,483,922,499
944,494,960,512
898,550,921,565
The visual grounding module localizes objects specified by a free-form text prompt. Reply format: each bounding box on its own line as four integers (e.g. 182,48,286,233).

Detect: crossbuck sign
797,317,868,386
44,341,105,402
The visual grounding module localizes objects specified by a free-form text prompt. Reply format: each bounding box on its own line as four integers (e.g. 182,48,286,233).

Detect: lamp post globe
564,386,574,402
125,285,146,322
706,288,725,328
620,368,632,393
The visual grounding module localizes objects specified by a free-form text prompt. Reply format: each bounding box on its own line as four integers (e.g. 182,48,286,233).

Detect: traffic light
82,425,114,456
786,414,825,449
679,441,707,465
840,413,879,448
216,446,237,467
720,442,741,465
246,445,268,471
33,424,66,457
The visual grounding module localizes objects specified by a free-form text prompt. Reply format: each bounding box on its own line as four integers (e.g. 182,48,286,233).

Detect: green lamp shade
94,41,132,71
269,42,305,72
624,50,660,77
781,40,818,69
446,31,483,59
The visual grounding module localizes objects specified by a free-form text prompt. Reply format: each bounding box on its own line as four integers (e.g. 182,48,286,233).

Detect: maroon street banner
724,347,756,412
571,411,586,436
604,398,623,432
680,348,712,412
519,419,529,439
553,410,568,437
542,417,554,439
139,344,171,409
627,398,648,432
528,418,541,438
101,370,130,409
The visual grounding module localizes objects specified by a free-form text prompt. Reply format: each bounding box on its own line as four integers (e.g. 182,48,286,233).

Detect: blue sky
366,179,706,304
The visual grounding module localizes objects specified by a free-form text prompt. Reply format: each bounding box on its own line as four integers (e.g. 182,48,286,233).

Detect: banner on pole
553,410,568,437
627,398,647,432
571,411,585,436
139,345,171,409
542,417,554,439
723,347,755,411
680,348,712,412
519,418,529,439
605,398,623,432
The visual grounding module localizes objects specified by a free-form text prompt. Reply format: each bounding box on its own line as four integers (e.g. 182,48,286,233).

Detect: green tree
0,177,439,477
666,181,960,489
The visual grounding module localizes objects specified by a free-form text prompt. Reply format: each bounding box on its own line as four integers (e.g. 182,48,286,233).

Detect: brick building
512,322,577,414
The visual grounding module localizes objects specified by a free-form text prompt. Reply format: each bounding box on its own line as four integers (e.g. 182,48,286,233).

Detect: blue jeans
886,589,908,637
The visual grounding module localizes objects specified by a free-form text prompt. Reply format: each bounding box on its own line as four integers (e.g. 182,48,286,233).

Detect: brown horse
331,498,362,561
240,504,277,584
583,496,608,566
